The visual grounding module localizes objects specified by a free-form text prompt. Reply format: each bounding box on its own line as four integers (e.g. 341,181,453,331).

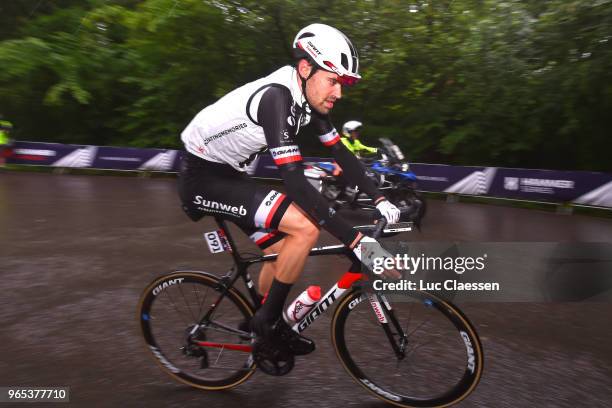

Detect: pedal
252,340,295,376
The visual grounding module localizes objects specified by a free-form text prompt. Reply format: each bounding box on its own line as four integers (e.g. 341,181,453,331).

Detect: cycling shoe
250,310,316,356
272,318,315,356
237,317,252,341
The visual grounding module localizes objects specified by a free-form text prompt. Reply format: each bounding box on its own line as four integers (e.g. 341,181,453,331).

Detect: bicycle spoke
140,273,256,389
177,283,197,323
405,316,431,339
196,284,211,320
163,287,192,326
213,346,224,366
192,283,203,318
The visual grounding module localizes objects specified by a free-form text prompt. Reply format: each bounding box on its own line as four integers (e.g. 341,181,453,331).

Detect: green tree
0,0,610,170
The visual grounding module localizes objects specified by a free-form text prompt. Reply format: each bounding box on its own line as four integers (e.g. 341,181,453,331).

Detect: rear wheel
332,289,483,407
138,271,256,390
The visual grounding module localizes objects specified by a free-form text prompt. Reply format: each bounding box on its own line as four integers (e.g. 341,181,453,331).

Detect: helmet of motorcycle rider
293,23,361,86
342,120,363,138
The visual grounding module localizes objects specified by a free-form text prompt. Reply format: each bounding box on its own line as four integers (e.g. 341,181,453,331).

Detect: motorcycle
304,137,427,228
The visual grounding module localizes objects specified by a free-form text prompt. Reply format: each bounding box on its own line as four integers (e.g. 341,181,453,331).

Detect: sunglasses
337,75,360,87
322,60,360,86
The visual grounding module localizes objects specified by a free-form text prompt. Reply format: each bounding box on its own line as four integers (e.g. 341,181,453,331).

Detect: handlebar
354,206,414,238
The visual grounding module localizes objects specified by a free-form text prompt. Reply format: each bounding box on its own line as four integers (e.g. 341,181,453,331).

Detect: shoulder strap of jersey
245,83,288,126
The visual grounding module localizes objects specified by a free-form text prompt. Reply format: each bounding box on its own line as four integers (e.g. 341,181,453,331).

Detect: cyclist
178,23,399,359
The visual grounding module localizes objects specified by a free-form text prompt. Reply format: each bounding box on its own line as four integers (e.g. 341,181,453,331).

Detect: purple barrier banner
489,168,612,204
10,141,81,166
93,146,179,171
410,164,491,194
407,164,612,208
7,141,612,208
9,141,181,172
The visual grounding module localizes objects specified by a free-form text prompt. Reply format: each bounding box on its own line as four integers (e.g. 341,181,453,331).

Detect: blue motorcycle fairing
311,160,418,182
370,162,418,181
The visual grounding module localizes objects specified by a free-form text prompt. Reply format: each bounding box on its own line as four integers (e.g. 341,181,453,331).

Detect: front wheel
138,271,256,390
332,289,483,407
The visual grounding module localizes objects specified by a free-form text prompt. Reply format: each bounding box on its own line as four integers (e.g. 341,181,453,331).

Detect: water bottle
284,285,321,324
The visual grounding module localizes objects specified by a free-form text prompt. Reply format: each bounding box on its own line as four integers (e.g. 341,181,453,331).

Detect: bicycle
138,216,484,407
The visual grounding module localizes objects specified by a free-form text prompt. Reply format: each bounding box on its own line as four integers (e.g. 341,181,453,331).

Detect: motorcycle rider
330,120,377,177
341,120,377,157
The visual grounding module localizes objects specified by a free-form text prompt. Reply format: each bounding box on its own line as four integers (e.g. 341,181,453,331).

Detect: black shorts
178,153,291,250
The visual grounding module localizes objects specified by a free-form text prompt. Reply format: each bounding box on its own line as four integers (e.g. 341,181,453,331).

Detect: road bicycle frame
195,216,409,358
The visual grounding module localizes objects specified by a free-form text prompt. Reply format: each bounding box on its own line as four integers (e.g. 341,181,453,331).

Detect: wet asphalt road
1,172,611,407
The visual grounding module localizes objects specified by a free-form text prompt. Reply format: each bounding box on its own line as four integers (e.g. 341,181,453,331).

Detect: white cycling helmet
342,120,363,137
293,23,361,86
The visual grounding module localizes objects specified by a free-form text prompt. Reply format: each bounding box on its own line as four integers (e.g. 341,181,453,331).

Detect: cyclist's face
300,62,342,114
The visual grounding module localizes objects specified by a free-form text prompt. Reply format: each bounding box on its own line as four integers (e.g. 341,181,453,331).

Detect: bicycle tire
332,289,483,407
138,271,256,390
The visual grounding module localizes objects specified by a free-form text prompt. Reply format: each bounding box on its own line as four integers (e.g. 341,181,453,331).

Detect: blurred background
1,0,611,171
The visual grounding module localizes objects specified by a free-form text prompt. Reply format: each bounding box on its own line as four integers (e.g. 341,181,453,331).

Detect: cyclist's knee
295,217,319,245
279,205,320,244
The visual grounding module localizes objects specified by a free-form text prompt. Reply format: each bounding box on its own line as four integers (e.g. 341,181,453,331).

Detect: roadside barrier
8,141,612,209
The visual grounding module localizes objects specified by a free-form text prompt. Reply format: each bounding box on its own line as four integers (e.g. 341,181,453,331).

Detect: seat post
214,216,244,264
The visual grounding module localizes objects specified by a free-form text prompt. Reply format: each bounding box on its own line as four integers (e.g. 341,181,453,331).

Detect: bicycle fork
368,293,408,360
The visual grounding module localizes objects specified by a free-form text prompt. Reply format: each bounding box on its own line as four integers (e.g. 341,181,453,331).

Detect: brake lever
372,218,387,239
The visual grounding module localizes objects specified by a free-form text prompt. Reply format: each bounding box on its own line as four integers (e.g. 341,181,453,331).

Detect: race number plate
204,230,231,253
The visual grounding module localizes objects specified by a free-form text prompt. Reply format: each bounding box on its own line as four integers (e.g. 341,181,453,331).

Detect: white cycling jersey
181,66,312,171
179,63,386,247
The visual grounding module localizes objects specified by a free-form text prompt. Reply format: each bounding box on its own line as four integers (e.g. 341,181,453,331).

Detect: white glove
375,199,400,224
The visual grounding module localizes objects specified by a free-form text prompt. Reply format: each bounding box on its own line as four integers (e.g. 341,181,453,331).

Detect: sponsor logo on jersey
202,123,247,145
265,191,281,206
269,145,302,165
193,195,247,217
254,190,286,228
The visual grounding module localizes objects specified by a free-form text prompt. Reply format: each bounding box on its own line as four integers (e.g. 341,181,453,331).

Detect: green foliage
0,0,611,170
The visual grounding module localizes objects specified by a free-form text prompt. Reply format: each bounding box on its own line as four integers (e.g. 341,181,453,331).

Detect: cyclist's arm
312,116,385,203
257,86,361,247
